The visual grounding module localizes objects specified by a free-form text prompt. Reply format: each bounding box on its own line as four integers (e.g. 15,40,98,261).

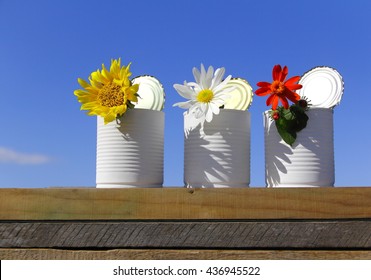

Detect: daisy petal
186,82,202,92
213,74,232,93
211,67,225,89
200,102,207,114
204,65,214,89
173,100,194,109
205,105,214,122
173,84,195,99
200,64,206,86
210,103,220,115
199,64,211,89
192,67,201,84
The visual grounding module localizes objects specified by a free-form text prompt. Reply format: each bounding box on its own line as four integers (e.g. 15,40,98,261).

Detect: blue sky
0,0,370,188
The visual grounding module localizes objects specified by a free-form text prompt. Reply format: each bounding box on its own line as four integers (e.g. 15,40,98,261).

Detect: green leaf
275,118,297,146
280,108,294,120
273,105,310,146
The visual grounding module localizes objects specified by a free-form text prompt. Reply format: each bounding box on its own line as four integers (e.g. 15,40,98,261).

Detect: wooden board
1,220,371,249
0,187,371,220
1,249,371,260
1,188,371,260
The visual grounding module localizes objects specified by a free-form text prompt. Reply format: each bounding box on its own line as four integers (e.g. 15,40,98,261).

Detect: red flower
256,65,302,110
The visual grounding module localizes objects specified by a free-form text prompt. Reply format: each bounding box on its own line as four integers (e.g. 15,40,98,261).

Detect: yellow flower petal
131,83,139,92
78,96,95,103
115,104,127,116
104,111,117,124
89,78,103,89
74,89,88,97
86,111,96,116
78,78,91,89
91,71,103,83
125,85,139,102
81,101,99,110
101,64,112,80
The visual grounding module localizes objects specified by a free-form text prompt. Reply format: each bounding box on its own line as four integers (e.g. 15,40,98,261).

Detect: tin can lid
297,66,344,108
223,78,253,110
131,76,165,111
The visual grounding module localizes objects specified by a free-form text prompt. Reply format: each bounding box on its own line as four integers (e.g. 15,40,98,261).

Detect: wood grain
1,220,371,249
1,249,371,260
0,187,371,220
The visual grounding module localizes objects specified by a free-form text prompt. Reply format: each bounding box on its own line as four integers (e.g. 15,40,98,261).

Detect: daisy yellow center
271,80,285,95
98,82,125,107
197,89,214,103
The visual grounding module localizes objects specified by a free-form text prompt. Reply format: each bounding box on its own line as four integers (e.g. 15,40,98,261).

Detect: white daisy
173,64,233,135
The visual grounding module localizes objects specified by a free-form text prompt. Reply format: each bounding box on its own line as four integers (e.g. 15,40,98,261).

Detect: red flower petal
279,96,289,109
280,66,288,82
271,96,279,110
272,65,282,81
255,87,272,96
266,94,279,109
286,84,302,91
285,90,301,103
284,76,301,86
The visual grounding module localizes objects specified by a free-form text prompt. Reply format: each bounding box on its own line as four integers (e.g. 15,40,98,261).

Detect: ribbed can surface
96,109,164,188
264,108,334,187
184,110,250,188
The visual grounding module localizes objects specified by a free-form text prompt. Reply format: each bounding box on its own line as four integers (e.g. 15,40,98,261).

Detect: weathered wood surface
1,187,371,220
1,220,371,249
1,188,371,260
1,249,371,260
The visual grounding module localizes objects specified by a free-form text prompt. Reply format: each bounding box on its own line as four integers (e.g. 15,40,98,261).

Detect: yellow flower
74,58,139,124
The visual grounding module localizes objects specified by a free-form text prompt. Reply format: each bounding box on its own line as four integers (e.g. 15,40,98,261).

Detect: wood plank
1,249,371,260
1,220,371,249
0,187,371,220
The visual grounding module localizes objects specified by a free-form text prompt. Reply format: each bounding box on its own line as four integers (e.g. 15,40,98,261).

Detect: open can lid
223,78,253,110
297,66,344,108
131,75,165,111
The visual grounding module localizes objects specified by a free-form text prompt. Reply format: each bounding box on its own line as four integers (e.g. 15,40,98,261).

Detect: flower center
196,89,214,103
271,80,285,95
98,82,125,107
